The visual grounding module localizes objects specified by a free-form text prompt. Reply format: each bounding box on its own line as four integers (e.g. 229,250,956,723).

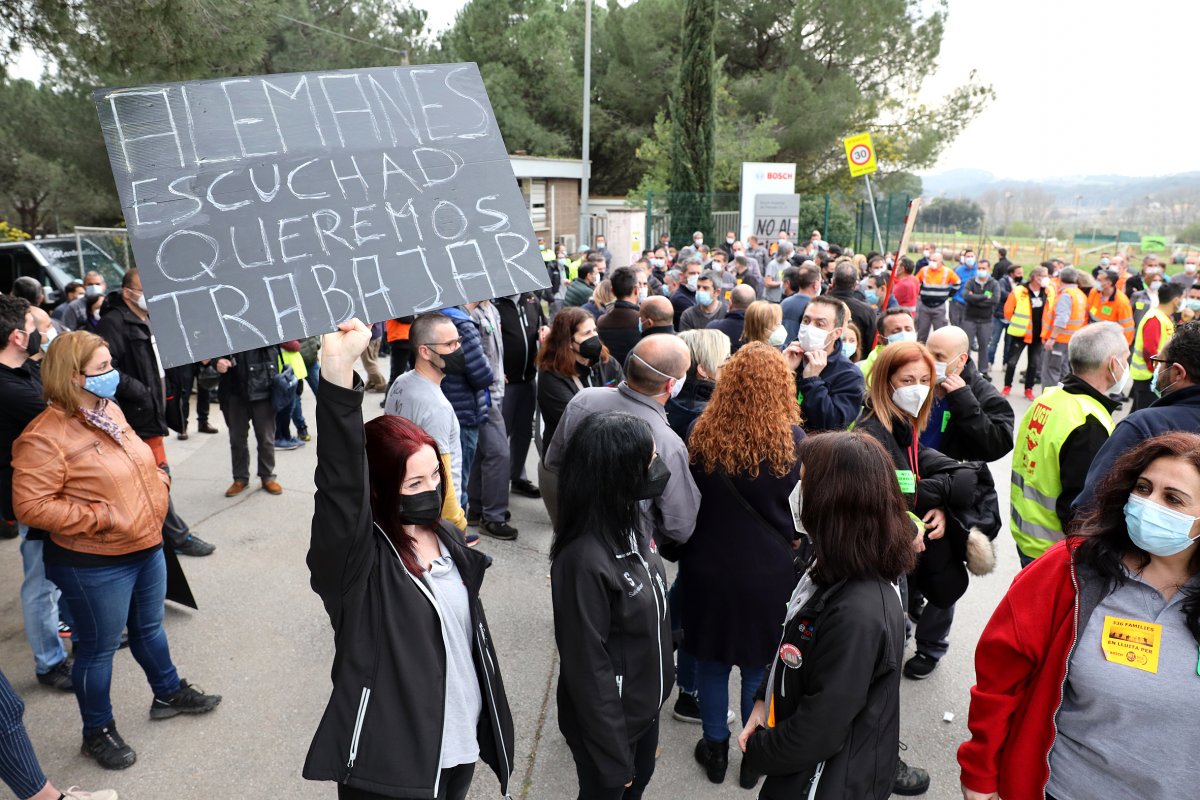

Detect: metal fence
639,191,913,254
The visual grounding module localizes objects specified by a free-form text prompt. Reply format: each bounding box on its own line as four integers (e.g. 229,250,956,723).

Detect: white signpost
739,162,796,242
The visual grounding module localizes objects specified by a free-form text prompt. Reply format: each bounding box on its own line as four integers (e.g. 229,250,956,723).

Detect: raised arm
307,319,376,620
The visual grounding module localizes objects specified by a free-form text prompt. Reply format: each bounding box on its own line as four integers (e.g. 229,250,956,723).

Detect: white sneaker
63,788,118,800
727,708,737,725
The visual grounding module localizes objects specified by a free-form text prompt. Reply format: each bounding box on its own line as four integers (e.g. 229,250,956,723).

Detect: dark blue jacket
1074,384,1200,510
708,310,747,353
798,344,866,433
439,307,494,427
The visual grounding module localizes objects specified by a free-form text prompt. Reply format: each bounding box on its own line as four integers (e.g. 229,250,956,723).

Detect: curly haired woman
680,342,804,789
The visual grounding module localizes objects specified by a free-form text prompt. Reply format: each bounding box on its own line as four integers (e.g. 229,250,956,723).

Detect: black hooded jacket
94,291,167,440
304,378,515,798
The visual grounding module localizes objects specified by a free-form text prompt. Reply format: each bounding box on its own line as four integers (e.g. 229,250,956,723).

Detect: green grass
907,232,1190,274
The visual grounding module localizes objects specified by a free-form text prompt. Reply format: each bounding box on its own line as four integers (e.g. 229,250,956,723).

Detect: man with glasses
384,312,471,538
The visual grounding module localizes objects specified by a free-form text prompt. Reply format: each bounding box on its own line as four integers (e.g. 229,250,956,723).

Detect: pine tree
666,0,716,244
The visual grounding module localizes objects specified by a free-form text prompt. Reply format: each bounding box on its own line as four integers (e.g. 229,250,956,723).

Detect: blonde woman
741,301,786,348
668,329,731,441
12,332,221,771
582,279,615,321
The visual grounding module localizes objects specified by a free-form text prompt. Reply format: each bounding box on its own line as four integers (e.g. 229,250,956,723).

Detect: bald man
708,284,755,353
639,295,676,338
544,334,699,547
903,325,1013,681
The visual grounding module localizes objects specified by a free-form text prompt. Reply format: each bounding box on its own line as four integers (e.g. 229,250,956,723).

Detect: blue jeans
694,660,765,743
0,668,47,799
987,319,1005,365
666,577,696,695
18,526,68,675
277,362,321,438
46,549,180,735
458,425,480,508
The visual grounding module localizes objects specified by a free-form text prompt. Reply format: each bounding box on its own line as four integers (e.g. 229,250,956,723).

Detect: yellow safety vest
860,344,885,385
1006,285,1055,340
1010,387,1114,560
1130,308,1175,381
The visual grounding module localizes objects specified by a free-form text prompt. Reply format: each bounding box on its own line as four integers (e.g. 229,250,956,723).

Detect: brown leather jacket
12,401,169,556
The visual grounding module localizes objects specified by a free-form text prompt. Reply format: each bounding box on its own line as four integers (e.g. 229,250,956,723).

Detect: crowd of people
1,227,1199,800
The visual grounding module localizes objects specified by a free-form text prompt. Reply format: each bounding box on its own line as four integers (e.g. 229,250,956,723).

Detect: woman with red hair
302,320,514,800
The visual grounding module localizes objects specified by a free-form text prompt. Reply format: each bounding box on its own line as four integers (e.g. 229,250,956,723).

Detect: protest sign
94,63,549,369
753,194,800,239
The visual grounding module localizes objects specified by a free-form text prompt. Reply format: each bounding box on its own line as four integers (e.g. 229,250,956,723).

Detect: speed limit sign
843,133,878,177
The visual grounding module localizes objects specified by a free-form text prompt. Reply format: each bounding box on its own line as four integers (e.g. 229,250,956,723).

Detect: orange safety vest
1004,284,1056,343
1053,287,1088,344
385,318,411,343
1087,288,1135,344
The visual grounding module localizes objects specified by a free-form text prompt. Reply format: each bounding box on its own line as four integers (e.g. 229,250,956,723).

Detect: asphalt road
0,364,1047,800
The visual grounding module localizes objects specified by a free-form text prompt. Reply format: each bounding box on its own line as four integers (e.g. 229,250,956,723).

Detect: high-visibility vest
1052,287,1087,344
539,246,556,263
1130,308,1175,381
1010,387,1115,560
860,344,885,384
1087,288,1135,344
1005,285,1055,342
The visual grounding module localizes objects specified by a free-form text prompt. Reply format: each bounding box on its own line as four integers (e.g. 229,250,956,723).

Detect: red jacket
958,539,1104,799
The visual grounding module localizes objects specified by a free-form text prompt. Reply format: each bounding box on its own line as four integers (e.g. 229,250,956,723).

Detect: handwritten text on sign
94,63,549,369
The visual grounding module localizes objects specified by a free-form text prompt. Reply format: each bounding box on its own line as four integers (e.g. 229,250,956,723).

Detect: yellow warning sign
843,132,878,178
1101,615,1161,674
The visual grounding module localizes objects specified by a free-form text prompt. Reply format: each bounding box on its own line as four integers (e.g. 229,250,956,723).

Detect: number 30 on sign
843,132,878,178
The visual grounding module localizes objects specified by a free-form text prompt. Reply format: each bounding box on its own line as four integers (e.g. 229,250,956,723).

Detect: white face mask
134,293,148,311
788,479,806,534
686,275,699,291
637,287,648,302
1150,280,1163,292
713,263,724,273
1187,263,1198,275
891,384,930,417
768,324,788,347
1039,276,1051,288
1109,357,1132,397
796,323,828,352
934,361,949,380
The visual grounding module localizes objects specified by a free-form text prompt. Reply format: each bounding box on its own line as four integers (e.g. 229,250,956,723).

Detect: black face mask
439,348,468,376
634,457,672,501
397,487,442,527
577,335,603,363
23,329,40,357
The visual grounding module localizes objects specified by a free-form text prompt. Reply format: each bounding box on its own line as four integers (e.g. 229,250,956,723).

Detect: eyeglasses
425,338,461,351
1148,356,1172,366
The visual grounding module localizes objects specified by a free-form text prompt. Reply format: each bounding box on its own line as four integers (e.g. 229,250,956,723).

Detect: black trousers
220,394,276,482
1004,336,1044,391
1131,378,1156,412
389,343,412,387
502,378,537,482
570,717,659,800
337,763,474,800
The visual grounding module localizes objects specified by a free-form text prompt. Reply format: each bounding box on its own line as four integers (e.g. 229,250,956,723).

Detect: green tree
0,79,115,232
925,197,984,232
667,0,716,242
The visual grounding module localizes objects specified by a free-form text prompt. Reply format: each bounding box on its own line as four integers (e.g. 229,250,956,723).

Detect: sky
13,0,1196,181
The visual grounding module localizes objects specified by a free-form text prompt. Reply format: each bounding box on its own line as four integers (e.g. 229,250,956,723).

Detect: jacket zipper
519,303,531,379
1044,555,1081,792
627,531,666,706
347,687,371,769
806,761,825,800
477,618,512,792
376,524,448,798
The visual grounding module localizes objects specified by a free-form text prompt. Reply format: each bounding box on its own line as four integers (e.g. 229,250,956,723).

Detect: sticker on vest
941,410,951,432
895,469,916,494
779,643,803,669
1101,615,1161,674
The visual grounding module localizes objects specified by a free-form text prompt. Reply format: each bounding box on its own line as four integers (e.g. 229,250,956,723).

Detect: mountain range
920,169,1200,208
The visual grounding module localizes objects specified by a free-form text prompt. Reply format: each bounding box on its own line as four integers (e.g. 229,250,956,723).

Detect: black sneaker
82,723,136,770
739,760,761,790
511,478,541,498
893,757,930,795
297,426,311,442
903,652,939,680
673,691,702,723
480,520,518,540
466,508,482,525
175,534,216,557
36,658,73,691
150,679,222,720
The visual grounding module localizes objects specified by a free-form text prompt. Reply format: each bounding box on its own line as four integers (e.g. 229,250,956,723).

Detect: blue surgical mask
695,290,713,307
1151,362,1177,398
637,318,643,334
965,257,976,267
887,330,918,345
841,341,857,358
83,368,120,399
1124,494,1200,556
865,290,880,306
661,286,670,297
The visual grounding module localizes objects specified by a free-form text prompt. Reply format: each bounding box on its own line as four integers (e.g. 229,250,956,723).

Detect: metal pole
646,191,653,248
864,176,885,255
549,183,557,246
577,0,592,247
822,193,830,241
884,192,894,254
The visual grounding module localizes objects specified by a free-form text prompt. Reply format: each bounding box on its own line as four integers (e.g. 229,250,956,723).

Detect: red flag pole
872,196,923,348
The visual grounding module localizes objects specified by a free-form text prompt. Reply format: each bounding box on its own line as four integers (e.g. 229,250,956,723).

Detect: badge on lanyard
779,643,803,669
1101,615,1162,674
